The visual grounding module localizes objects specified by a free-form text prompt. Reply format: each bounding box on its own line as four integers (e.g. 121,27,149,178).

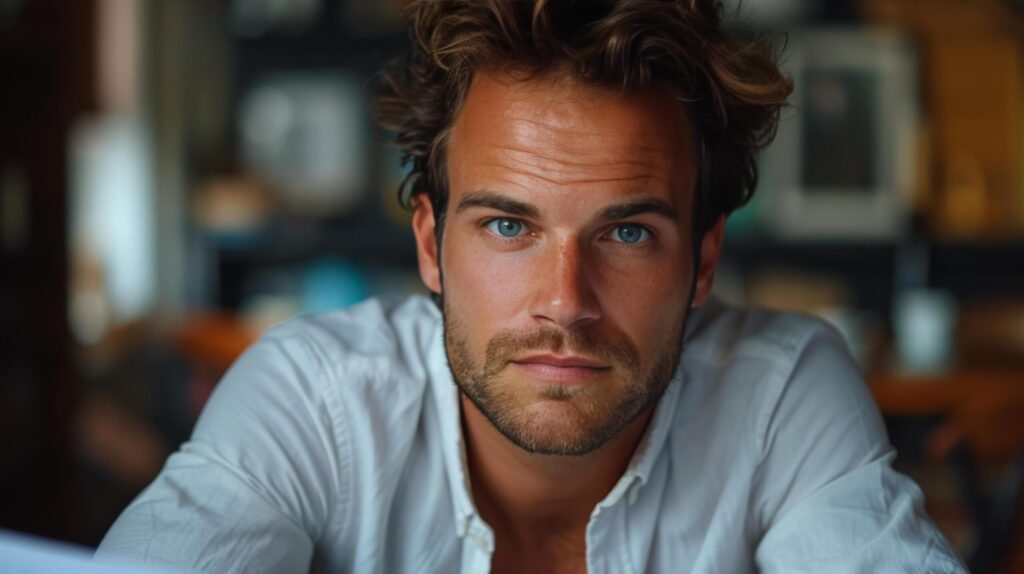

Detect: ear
411,194,442,294
691,216,725,307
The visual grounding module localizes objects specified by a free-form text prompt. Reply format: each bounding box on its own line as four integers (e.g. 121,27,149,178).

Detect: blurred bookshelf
185,0,417,316
140,0,1024,446
723,237,1024,315
3,0,1016,565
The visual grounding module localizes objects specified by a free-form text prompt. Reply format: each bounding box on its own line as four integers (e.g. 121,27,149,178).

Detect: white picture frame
760,29,919,240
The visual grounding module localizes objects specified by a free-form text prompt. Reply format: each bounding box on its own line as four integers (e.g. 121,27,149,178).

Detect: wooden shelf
173,313,258,373
869,371,1024,417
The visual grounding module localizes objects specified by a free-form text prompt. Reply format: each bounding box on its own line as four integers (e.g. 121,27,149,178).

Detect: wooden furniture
870,371,1024,574
173,313,259,374
862,0,1024,238
869,372,1024,417
0,0,96,543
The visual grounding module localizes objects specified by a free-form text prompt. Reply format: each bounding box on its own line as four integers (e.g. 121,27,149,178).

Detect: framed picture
238,72,369,216
760,29,919,239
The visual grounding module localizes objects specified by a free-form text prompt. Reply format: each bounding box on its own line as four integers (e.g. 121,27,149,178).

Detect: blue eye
486,218,525,238
612,224,650,244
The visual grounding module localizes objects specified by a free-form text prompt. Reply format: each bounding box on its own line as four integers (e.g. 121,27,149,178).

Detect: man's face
415,71,711,456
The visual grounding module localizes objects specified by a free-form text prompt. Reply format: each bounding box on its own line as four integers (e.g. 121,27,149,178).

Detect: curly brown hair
375,0,792,241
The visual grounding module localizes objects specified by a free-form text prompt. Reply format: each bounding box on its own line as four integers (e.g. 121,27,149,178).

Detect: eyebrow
455,189,679,222
597,199,678,222
456,191,540,218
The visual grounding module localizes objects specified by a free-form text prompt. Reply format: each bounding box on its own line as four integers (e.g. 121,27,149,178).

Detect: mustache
482,326,641,378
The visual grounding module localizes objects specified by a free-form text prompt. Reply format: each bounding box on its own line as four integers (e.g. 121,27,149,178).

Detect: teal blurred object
301,257,369,313
893,289,958,373
724,182,768,238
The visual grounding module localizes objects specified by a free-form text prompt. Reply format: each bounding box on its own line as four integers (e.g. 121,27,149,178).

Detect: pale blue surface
0,530,190,573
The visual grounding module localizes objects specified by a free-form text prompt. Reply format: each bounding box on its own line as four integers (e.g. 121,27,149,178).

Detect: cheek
600,258,691,345
442,239,533,329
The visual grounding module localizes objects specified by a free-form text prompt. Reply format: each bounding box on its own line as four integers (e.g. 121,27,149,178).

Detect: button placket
615,497,638,574
586,501,610,574
466,517,493,568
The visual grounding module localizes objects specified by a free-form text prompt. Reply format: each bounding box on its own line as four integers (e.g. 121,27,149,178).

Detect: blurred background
1,0,1023,571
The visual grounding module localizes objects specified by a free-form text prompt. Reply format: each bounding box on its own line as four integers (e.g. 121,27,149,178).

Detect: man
98,1,966,572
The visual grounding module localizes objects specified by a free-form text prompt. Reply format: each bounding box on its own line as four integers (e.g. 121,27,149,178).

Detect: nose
528,238,602,330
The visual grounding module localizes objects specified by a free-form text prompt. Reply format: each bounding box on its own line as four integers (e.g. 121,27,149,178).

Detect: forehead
447,70,697,207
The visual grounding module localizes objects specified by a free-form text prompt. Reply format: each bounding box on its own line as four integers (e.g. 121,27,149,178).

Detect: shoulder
200,293,443,428
673,298,867,455
682,297,842,371
194,295,443,533
242,294,443,440
678,298,852,406
681,297,854,391
259,294,442,384
209,294,443,467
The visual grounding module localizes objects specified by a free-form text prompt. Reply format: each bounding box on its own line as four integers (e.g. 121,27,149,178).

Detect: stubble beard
443,299,687,457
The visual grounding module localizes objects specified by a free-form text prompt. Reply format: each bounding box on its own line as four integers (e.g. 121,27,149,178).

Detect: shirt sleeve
752,323,967,573
96,333,350,573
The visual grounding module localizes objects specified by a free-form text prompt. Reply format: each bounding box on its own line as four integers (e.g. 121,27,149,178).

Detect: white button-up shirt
97,295,965,573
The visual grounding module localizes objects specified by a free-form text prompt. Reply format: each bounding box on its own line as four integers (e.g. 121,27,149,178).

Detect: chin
494,392,630,456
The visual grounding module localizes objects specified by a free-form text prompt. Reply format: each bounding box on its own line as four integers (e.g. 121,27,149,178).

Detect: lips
509,353,611,383
511,353,609,369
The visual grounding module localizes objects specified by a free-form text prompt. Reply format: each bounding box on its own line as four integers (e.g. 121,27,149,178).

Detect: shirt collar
425,311,477,538
594,301,717,507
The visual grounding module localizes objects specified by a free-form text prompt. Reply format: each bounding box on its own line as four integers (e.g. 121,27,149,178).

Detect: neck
460,394,653,546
